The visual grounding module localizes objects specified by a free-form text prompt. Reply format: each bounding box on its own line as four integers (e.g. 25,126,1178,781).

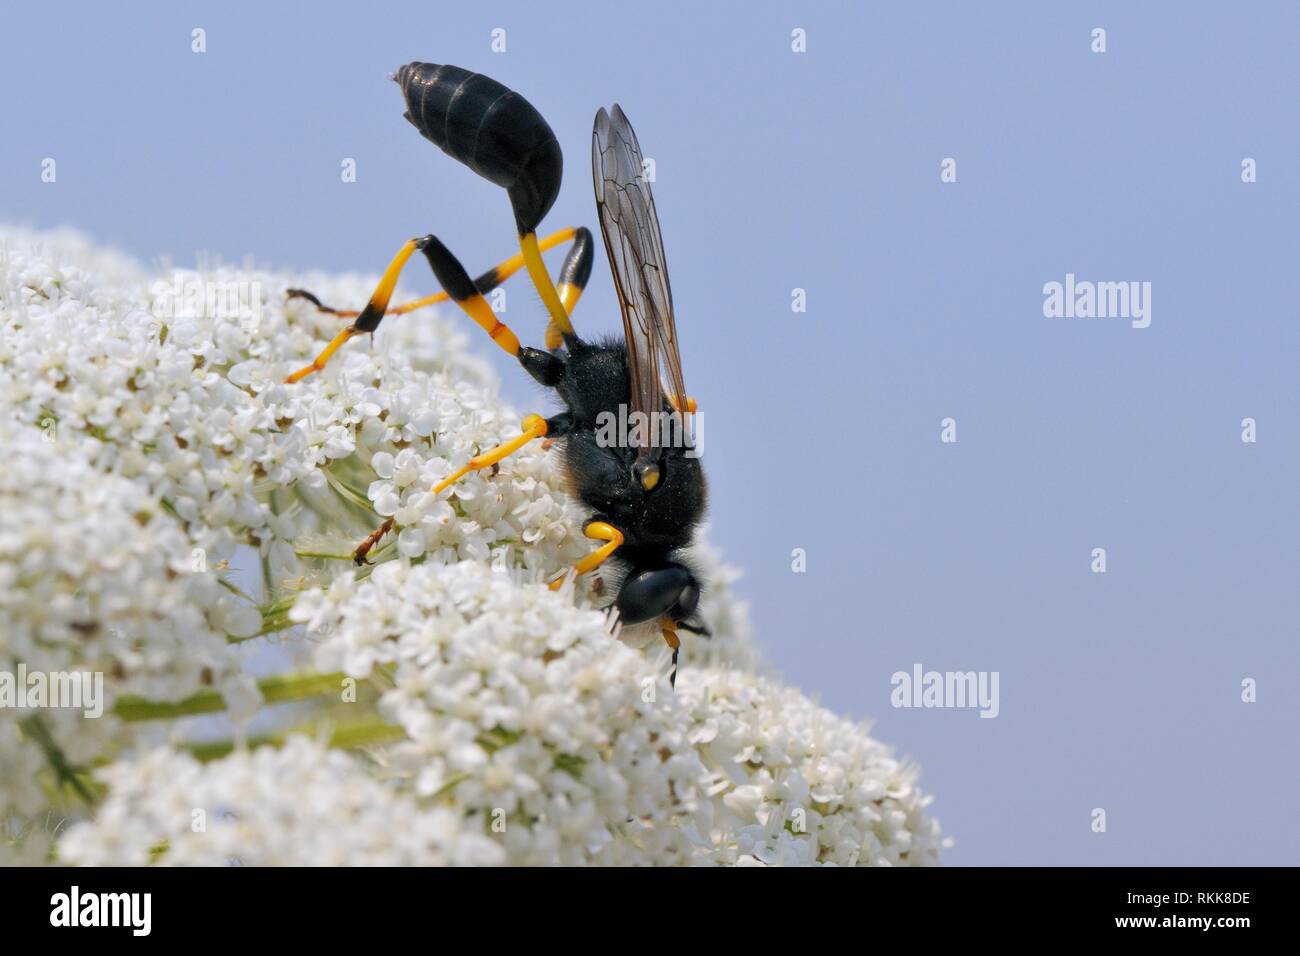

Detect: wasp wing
592,105,688,449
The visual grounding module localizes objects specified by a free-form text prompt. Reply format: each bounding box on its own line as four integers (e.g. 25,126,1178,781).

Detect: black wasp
286,64,709,685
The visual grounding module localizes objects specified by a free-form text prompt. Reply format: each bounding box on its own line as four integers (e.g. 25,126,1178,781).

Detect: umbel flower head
0,227,946,865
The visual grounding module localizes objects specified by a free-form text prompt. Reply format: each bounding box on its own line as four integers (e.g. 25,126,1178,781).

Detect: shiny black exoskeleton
395,62,711,655
516,337,709,633
395,63,561,236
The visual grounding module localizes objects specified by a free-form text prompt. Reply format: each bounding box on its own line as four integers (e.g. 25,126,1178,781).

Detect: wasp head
616,563,700,627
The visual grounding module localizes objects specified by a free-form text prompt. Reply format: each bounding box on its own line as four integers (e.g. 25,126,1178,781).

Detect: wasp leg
415,234,525,356
660,619,681,689
284,288,350,316
519,231,581,350
545,227,592,348
668,394,699,414
484,226,591,349
433,413,570,496
285,284,439,320
285,227,590,323
548,521,624,591
357,410,566,560
285,237,421,383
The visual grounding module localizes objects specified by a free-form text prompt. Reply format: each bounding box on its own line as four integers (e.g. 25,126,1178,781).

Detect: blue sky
3,1,1297,865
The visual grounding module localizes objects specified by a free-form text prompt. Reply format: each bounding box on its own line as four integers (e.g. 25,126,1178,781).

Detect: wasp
285,64,708,685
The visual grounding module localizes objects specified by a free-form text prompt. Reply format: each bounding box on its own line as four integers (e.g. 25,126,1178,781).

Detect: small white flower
58,738,504,866
0,228,944,866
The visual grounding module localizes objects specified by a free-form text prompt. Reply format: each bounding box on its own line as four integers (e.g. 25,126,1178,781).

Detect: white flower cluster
1,227,945,865
678,669,944,865
0,420,255,820
0,227,573,576
283,560,945,865
58,737,503,866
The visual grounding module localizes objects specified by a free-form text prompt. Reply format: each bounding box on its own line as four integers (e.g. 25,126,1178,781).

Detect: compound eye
672,582,700,618
631,459,661,491
616,565,691,625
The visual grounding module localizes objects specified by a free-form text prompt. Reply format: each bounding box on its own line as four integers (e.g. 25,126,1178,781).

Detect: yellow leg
285,238,419,383
283,288,450,321
285,228,591,382
520,231,576,349
660,618,681,688
401,225,592,330
417,234,523,356
433,415,548,495
548,280,589,350
549,521,624,591
285,323,358,384
558,281,584,316
285,228,583,321
454,287,521,355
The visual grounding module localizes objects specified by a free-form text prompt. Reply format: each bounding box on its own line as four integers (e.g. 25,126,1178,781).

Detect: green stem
430,771,470,800
241,594,299,640
323,466,375,513
186,717,405,762
261,492,279,598
113,670,349,721
217,576,256,604
19,715,96,805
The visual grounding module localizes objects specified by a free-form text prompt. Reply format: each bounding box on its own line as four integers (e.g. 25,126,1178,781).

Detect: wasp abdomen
394,62,562,235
